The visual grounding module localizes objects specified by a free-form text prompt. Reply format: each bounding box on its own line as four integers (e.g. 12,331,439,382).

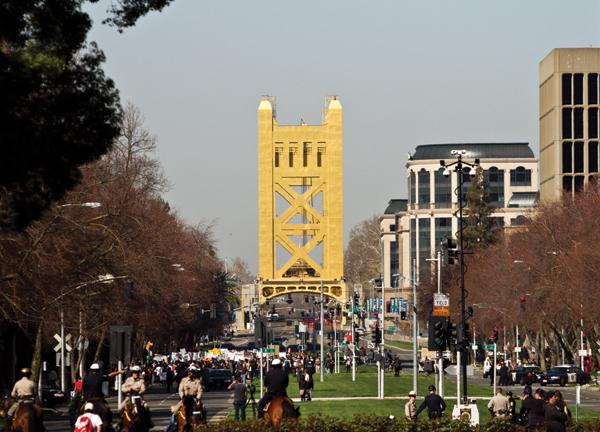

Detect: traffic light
353,292,360,307
447,321,458,347
400,310,407,320
428,316,447,351
372,324,381,345
443,237,459,265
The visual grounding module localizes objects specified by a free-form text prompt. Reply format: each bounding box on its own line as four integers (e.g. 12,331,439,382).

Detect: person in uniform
404,390,417,420
82,363,123,426
257,358,289,418
7,368,37,425
415,385,446,419
167,364,203,429
120,365,151,428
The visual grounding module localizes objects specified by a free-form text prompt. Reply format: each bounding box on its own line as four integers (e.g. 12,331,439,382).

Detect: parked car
541,365,591,386
203,368,233,391
512,365,543,385
41,385,67,406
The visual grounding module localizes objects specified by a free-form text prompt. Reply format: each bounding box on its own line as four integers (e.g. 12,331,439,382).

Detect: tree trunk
94,326,106,363
30,320,43,390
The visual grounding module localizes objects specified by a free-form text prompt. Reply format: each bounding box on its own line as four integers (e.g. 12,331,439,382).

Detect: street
44,384,233,432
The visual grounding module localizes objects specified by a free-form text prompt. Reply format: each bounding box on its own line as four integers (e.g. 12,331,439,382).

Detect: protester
228,375,247,421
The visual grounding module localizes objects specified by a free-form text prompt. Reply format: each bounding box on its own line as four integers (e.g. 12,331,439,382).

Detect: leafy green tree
462,166,498,248
0,0,175,231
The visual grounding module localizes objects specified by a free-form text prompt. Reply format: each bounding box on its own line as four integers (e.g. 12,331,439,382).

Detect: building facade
381,143,539,318
539,48,600,201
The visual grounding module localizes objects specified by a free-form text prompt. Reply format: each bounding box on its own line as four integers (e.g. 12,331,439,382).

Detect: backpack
74,414,94,432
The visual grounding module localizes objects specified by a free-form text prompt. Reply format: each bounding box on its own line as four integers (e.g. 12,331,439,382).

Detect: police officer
121,365,151,429
82,363,123,426
7,368,37,425
257,358,289,418
415,385,446,419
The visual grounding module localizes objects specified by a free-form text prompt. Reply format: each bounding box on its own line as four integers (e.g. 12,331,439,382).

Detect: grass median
227,366,600,422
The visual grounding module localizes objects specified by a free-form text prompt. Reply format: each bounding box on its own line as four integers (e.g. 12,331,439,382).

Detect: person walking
74,402,103,432
488,388,510,418
544,391,568,432
404,390,417,421
228,375,247,421
521,388,546,431
415,385,446,419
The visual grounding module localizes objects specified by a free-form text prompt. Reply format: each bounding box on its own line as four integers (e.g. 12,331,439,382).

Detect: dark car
513,365,543,385
41,385,67,406
203,368,233,391
541,365,591,386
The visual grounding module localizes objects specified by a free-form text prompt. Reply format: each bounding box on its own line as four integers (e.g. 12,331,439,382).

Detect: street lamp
58,202,102,209
440,150,480,404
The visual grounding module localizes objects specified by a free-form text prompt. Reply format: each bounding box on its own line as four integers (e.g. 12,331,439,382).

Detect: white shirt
77,412,103,429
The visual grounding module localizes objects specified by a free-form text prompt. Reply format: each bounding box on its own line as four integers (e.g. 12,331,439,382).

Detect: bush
194,416,600,432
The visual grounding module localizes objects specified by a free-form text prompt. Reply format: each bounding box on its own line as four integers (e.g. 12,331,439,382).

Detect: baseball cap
84,403,94,411
90,363,100,370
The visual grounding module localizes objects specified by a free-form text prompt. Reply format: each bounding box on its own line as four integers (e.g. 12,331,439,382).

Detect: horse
176,396,206,432
118,395,150,432
263,396,300,430
0,396,44,432
80,398,113,432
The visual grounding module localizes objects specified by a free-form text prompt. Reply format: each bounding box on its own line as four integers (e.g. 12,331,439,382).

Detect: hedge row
195,415,600,432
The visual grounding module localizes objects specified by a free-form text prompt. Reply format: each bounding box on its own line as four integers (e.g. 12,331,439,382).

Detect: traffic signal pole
412,258,418,395
457,156,468,404
351,291,356,382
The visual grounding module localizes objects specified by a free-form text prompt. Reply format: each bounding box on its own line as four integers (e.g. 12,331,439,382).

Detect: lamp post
440,150,479,404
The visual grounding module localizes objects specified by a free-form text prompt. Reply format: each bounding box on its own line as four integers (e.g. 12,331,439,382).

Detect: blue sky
86,0,600,273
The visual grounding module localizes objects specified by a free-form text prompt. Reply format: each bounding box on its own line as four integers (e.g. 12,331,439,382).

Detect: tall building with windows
381,143,538,311
539,48,600,201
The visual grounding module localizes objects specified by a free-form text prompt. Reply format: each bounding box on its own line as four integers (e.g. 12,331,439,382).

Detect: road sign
109,325,132,364
261,348,275,353
387,326,397,331
432,293,450,316
514,347,522,353
53,333,72,352
483,344,495,350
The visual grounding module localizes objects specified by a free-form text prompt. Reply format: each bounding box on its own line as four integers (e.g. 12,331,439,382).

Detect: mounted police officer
82,363,123,429
7,368,37,427
120,365,151,429
257,358,289,418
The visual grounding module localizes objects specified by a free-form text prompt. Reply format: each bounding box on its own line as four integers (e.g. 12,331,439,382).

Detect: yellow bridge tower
257,96,346,304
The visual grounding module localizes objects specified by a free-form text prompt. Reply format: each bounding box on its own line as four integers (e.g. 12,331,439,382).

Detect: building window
274,151,280,167
574,141,584,173
389,224,396,232
574,108,584,139
418,169,430,208
590,108,598,139
574,73,584,105
434,218,452,252
562,73,572,105
434,168,452,208
458,167,471,204
562,176,572,193
562,108,572,139
303,143,310,167
510,216,527,226
317,147,324,167
590,141,599,173
589,73,599,105
288,150,294,167
418,218,430,269
409,171,416,207
510,166,531,186
574,175,585,192
562,142,572,174
486,167,504,208
390,240,398,285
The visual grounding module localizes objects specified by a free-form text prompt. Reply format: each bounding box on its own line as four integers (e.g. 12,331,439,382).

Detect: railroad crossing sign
53,333,72,352
432,293,450,316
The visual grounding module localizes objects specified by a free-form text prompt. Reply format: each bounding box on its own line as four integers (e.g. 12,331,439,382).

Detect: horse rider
167,364,203,428
257,358,289,419
7,368,37,428
82,363,123,426
120,365,151,428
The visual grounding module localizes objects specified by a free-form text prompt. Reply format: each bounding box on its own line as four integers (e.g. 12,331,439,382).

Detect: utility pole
412,258,418,395
351,291,356,381
320,280,324,383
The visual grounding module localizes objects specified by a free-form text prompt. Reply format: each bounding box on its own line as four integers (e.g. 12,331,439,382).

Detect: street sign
514,347,522,353
53,333,72,352
109,325,132,364
261,348,275,353
483,344,495,350
387,326,397,331
432,293,450,316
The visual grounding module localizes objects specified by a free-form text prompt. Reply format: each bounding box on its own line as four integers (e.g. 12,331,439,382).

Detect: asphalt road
43,383,233,432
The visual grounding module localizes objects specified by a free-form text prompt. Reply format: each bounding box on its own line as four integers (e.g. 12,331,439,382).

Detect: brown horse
80,398,112,432
0,396,44,432
176,396,206,432
263,396,300,429
119,396,150,432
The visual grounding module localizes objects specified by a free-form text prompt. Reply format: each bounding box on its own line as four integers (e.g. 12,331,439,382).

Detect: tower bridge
257,96,347,304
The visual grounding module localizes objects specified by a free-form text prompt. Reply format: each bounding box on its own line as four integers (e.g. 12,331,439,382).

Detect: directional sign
432,293,450,316
261,348,275,353
483,344,495,350
387,326,397,331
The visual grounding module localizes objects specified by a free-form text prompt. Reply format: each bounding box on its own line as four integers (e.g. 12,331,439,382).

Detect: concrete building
539,48,600,201
380,143,538,326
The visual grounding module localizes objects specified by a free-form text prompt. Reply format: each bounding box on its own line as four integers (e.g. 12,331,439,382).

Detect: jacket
416,393,446,418
264,367,288,396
